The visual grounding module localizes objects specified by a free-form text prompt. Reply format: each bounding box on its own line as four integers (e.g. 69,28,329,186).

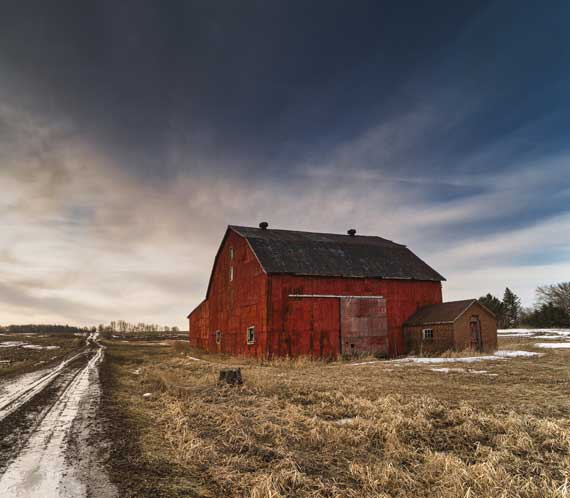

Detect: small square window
230,266,234,282
422,328,434,340
246,326,255,345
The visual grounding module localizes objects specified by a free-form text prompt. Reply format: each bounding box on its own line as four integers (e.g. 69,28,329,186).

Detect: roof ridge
227,225,445,282
228,225,404,246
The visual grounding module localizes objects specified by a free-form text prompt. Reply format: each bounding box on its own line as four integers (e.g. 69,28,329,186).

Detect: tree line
0,322,182,335
479,281,570,329
0,324,87,334
96,321,180,334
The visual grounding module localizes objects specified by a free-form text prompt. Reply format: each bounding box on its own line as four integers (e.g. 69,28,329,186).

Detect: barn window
230,266,234,282
215,330,221,344
422,328,434,340
229,247,234,260
246,326,255,344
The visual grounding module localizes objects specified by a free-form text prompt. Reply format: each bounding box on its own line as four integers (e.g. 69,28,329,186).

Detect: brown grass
101,339,570,498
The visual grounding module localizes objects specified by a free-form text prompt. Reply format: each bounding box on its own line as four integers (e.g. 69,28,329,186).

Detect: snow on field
498,328,570,340
494,350,539,358
0,342,61,350
535,342,570,349
21,345,60,350
394,350,541,365
429,367,497,376
0,341,27,348
349,350,542,367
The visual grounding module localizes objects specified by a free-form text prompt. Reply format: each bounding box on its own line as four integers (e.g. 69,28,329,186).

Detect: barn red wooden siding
189,228,443,358
189,230,270,356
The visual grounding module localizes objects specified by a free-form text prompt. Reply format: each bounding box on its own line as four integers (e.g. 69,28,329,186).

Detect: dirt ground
0,333,116,498
99,338,570,498
0,332,86,377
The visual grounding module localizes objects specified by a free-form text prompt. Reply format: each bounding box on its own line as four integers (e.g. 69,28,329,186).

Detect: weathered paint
189,230,269,357
340,297,387,356
267,274,442,357
189,230,443,358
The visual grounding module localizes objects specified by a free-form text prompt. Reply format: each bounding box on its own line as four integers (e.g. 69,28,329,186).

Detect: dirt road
0,333,117,498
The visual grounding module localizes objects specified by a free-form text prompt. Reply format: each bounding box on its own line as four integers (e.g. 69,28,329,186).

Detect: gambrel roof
229,225,445,282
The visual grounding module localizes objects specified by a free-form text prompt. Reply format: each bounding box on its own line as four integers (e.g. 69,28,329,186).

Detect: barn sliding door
340,297,388,356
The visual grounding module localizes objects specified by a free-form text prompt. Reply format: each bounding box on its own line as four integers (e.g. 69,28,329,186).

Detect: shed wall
454,302,498,353
404,323,455,354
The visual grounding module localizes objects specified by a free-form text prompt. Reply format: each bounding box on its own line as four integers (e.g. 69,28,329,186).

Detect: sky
1,0,570,328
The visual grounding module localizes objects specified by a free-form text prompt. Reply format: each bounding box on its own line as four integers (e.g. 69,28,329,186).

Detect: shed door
469,316,482,352
340,297,388,356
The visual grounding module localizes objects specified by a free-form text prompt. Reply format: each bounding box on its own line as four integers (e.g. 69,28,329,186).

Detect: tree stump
219,368,243,385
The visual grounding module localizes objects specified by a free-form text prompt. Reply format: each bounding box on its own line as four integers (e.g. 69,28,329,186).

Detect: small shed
404,299,497,354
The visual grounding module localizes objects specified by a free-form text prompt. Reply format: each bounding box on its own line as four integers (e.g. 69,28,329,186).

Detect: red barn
188,223,448,358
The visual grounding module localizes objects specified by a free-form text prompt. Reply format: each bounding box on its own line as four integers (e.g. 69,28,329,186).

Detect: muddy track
0,334,117,498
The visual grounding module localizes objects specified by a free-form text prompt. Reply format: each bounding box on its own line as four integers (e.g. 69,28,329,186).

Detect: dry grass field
100,338,570,498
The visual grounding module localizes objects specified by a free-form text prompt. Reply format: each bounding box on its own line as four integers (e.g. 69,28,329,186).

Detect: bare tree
536,282,570,316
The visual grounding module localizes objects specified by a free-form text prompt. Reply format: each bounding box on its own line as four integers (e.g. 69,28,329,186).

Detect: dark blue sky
1,1,569,325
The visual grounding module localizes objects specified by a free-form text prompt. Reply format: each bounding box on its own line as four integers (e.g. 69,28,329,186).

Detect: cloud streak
1,1,569,326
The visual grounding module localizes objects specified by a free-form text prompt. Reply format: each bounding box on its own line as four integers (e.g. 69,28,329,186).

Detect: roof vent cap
347,228,356,236
259,221,269,230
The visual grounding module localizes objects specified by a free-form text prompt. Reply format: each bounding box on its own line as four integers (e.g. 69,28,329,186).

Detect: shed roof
229,225,445,281
404,299,486,325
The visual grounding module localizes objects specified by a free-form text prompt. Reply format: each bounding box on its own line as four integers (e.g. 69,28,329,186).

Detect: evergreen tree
523,303,570,328
502,287,522,328
478,293,505,327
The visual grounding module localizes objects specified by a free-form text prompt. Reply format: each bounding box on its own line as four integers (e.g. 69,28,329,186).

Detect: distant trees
478,294,505,327
0,322,182,336
536,282,570,316
95,321,182,334
523,303,570,328
478,288,522,328
502,288,522,329
0,324,87,334
479,282,570,329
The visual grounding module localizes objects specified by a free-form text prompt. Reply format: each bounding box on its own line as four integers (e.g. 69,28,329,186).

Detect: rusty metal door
340,297,388,356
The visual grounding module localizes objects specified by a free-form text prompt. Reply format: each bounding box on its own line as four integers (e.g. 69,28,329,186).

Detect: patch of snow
498,328,570,340
535,342,570,349
393,350,541,365
494,350,540,358
143,392,153,399
187,356,203,362
348,350,541,368
532,335,570,340
334,417,357,426
21,345,60,350
429,367,491,375
133,368,141,375
430,367,465,373
0,360,11,364
0,341,27,348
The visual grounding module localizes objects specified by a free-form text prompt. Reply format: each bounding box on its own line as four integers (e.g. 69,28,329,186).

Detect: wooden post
219,368,243,385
